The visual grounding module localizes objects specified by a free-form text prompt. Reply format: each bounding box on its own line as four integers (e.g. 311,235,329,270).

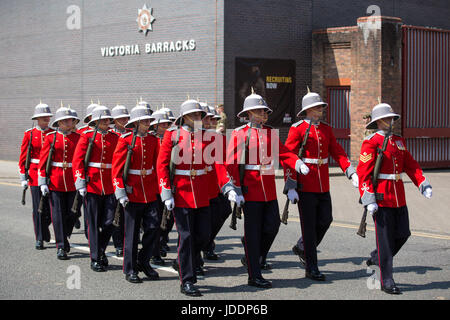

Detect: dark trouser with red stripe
296,192,333,273
243,200,280,280
85,193,116,262
30,186,51,242
123,201,159,275
151,195,164,258
174,206,211,284
371,206,410,288
49,191,76,250
204,195,232,252
111,205,124,250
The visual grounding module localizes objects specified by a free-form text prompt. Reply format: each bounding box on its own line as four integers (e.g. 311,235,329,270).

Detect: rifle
21,126,33,205
71,115,102,215
160,127,181,231
112,121,139,227
38,132,57,214
229,126,251,230
357,119,393,238
281,120,313,225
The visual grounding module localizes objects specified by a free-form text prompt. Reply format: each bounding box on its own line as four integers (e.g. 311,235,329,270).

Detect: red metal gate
402,25,450,168
327,86,351,165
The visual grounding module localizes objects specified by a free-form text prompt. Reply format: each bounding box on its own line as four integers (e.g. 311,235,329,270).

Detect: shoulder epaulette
109,130,119,136
46,131,57,136
121,132,132,138
167,127,177,132
233,124,247,132
25,128,33,133
84,129,95,134
292,120,304,128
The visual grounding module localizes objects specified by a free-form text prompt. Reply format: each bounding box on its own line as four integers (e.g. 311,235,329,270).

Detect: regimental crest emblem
136,4,156,36
359,152,373,163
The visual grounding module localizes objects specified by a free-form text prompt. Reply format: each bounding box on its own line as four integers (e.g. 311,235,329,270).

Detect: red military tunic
357,131,430,208
157,126,233,209
72,129,119,195
226,123,300,202
38,131,80,192
19,127,54,186
112,132,159,203
283,120,354,193
205,130,224,200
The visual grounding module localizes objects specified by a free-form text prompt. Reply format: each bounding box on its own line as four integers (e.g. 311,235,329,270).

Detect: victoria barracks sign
100,4,196,57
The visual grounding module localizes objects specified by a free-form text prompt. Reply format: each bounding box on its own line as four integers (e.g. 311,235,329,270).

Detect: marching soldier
109,104,131,257
38,106,81,260
226,91,307,289
284,90,358,281
19,102,54,250
73,105,119,272
357,103,432,294
77,101,100,237
112,104,160,283
157,99,239,297
201,103,232,261
149,110,174,265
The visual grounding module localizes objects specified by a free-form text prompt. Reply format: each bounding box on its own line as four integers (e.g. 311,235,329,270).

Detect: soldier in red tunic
284,90,358,281
73,105,119,272
357,103,432,295
112,104,160,283
19,102,54,250
157,99,239,296
226,91,306,289
38,107,81,260
149,110,174,266
109,104,131,257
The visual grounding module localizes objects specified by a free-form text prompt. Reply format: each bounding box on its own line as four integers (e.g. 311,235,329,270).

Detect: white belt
206,166,213,172
245,164,274,171
128,168,153,176
88,162,112,169
302,158,328,165
31,158,40,164
378,173,404,181
51,161,72,168
175,169,207,177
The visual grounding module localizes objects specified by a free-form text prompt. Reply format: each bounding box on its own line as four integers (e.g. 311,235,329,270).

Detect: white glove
227,190,238,203
40,184,49,196
164,198,175,211
423,187,432,199
300,163,310,175
235,195,245,207
21,180,28,189
79,187,87,197
119,196,129,207
287,189,299,204
367,203,378,215
351,173,359,188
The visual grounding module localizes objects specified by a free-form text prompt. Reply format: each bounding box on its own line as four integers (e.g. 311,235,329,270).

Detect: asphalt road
0,180,449,301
